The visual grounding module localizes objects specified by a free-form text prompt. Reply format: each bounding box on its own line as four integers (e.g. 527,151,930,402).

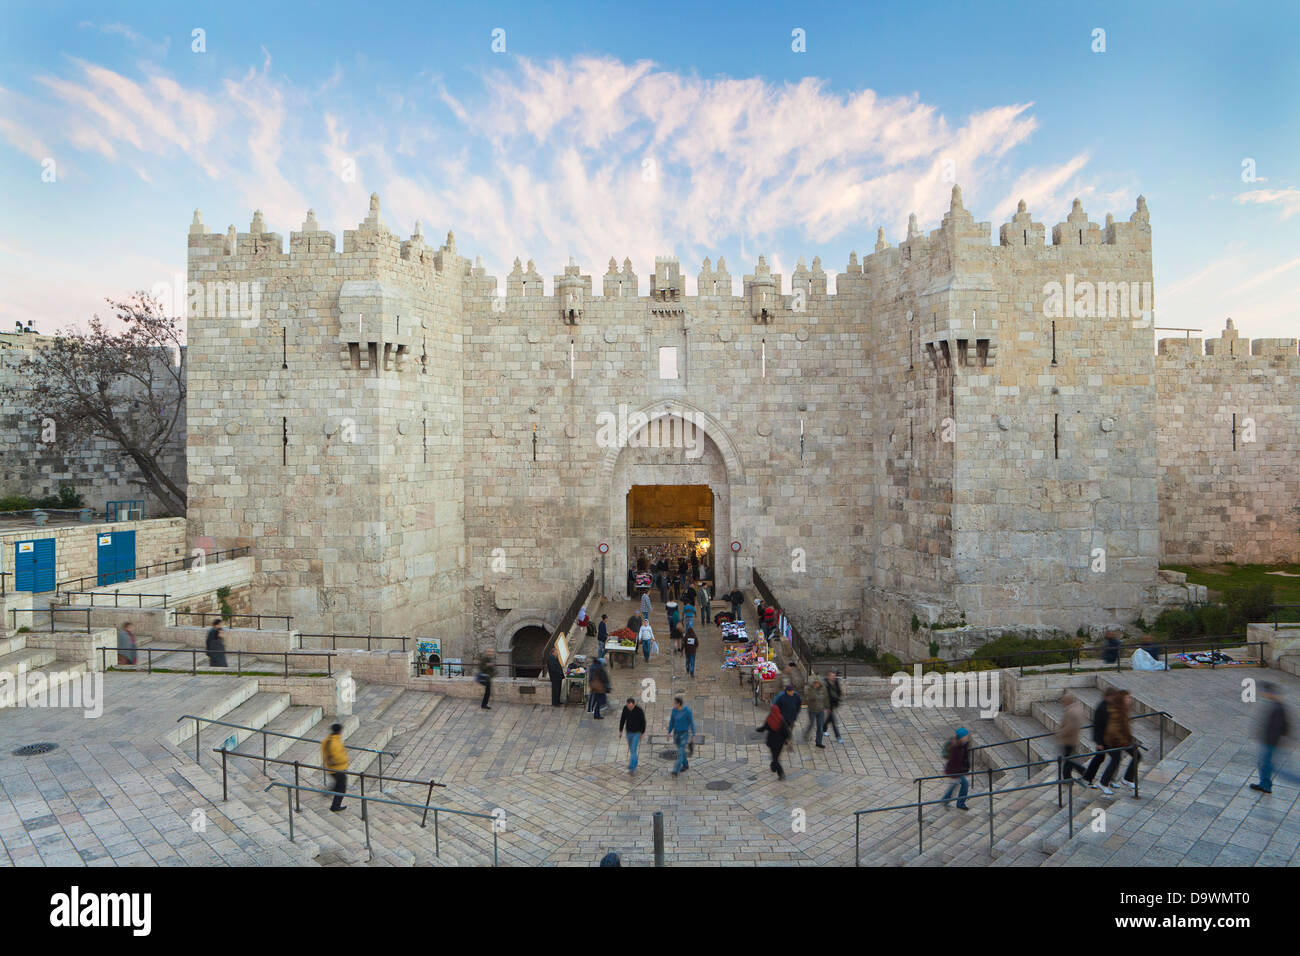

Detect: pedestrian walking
700,583,712,628
783,659,806,740
1099,689,1140,794
619,698,647,772
758,686,798,780
546,648,565,706
640,590,652,622
1057,691,1089,780
627,566,635,599
205,619,228,667
1082,689,1115,790
588,658,611,719
804,673,829,747
729,587,744,622
667,601,681,632
638,618,655,663
940,728,972,810
117,621,138,665
667,696,695,777
476,649,496,710
321,723,349,812
824,668,844,742
683,626,699,677
1251,682,1300,793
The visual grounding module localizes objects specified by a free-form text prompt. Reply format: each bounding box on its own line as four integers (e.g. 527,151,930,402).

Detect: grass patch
1163,563,1300,604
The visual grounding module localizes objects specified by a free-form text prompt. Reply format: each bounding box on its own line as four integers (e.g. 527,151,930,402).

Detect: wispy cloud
1235,186,1300,219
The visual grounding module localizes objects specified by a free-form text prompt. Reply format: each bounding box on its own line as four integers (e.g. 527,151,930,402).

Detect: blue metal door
96,531,137,586
14,539,56,592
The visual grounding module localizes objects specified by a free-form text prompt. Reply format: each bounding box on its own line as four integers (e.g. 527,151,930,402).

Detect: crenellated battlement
1158,319,1300,368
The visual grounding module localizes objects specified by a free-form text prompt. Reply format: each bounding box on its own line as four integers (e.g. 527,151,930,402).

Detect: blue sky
1,0,1297,341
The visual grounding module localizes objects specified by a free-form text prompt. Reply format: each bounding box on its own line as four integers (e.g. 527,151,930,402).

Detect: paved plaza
4,593,1299,867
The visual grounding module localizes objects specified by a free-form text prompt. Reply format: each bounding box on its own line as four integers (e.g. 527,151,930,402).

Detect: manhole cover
659,750,677,760
13,742,58,757
706,781,733,791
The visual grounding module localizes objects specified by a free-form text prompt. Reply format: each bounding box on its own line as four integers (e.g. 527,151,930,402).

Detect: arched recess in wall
602,400,745,595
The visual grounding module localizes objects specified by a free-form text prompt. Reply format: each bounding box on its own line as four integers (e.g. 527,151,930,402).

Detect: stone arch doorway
509,625,549,678
604,403,743,598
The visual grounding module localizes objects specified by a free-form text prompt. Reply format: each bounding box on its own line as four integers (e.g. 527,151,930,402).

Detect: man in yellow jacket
321,723,349,812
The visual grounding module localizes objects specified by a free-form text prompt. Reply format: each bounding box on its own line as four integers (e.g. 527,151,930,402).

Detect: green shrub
928,640,939,658
910,613,920,633
1222,582,1275,625
0,494,32,512
970,632,1079,668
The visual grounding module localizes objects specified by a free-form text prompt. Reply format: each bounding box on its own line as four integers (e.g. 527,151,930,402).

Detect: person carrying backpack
683,626,699,677
940,728,972,810
757,686,798,780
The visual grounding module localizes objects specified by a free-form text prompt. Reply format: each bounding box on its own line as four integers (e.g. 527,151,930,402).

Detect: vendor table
604,642,638,668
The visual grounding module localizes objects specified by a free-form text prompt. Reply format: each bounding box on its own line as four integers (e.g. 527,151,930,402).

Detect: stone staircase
853,677,1188,867
0,632,91,711
156,678,502,866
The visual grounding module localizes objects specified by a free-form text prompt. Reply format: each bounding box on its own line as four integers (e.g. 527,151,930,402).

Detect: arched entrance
509,625,549,678
602,403,743,598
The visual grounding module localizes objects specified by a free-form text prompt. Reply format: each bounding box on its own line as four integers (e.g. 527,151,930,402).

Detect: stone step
0,645,58,673
0,633,28,657
225,704,325,766
167,678,262,746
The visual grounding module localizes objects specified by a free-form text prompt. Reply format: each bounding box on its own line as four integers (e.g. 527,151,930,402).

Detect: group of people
613,694,696,777
757,664,845,780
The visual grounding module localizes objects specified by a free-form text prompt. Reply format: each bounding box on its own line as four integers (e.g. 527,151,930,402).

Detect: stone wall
0,517,187,593
1156,323,1300,564
183,189,1292,660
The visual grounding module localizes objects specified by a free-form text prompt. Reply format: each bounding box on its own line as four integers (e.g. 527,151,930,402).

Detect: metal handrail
1274,604,1300,630
9,607,95,632
213,748,444,822
892,637,1266,677
56,546,250,592
298,633,409,650
540,569,595,665
970,710,1173,763
60,590,170,608
752,568,814,667
263,780,499,866
177,713,394,777
106,646,336,678
172,611,293,630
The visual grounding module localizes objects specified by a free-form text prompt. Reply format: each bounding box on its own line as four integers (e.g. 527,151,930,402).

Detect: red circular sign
597,542,609,554
730,541,741,553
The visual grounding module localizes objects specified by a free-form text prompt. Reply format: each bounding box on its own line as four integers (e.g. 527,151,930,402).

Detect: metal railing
107,646,336,677
752,568,815,667
9,607,95,632
853,742,1146,864
212,748,443,811
0,570,10,597
540,568,595,664
172,611,293,631
176,713,395,769
888,636,1266,677
1273,604,1300,630
298,634,409,651
263,780,500,865
57,546,250,593
60,589,170,608
970,710,1173,766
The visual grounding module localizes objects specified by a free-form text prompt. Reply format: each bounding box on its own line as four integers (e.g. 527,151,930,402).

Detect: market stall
563,657,589,704
604,627,638,668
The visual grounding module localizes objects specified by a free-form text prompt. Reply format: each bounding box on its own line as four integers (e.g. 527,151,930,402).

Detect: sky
0,0,1297,343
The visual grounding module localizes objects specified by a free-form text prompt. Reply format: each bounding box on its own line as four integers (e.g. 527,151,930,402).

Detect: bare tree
1,295,186,515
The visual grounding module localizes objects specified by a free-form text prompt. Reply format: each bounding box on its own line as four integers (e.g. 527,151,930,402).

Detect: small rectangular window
658,346,678,379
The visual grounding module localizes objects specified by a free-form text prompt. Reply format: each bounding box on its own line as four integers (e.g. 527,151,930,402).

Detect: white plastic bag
1131,648,1166,671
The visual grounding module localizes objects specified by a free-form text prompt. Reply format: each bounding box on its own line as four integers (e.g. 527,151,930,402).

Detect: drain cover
706,781,733,791
659,750,677,760
13,742,58,757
